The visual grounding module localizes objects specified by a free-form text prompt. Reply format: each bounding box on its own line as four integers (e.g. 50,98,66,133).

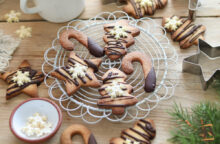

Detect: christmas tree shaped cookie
97,68,138,115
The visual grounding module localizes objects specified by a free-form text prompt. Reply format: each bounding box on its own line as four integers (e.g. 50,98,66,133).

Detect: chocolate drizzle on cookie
104,26,131,58
110,119,156,144
51,52,101,96
6,67,44,99
163,15,206,49
125,0,167,18
97,68,138,115
1,60,44,100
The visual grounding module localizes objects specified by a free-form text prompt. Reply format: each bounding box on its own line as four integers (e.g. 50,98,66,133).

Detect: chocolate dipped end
88,134,97,144
144,67,156,92
87,37,105,57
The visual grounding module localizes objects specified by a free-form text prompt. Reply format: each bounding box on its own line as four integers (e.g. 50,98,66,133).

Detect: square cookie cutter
182,39,220,90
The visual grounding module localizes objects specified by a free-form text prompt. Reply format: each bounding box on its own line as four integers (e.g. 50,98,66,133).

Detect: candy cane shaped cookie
122,51,156,92
60,124,97,144
59,29,105,57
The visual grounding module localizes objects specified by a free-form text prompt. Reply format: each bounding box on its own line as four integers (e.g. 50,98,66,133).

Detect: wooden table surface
0,0,219,144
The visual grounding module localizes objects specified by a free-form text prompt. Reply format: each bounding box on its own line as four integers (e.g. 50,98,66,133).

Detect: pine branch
168,102,220,144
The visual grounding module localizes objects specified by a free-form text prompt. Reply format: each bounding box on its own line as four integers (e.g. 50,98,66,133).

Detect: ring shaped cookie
60,124,97,144
122,51,156,92
59,29,104,57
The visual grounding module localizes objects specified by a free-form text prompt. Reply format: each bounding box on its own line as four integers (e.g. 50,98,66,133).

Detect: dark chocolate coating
144,67,156,92
84,59,99,73
88,134,97,144
87,37,105,57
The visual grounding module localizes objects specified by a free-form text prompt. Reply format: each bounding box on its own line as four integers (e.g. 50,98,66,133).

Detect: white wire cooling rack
42,11,178,124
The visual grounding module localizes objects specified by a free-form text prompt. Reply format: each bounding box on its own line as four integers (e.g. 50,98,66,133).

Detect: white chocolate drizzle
68,63,88,79
110,25,128,40
164,16,183,31
105,80,126,99
125,138,140,144
12,70,31,86
136,0,153,7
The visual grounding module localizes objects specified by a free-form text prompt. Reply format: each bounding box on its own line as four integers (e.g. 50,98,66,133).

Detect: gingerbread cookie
51,52,101,96
59,29,104,57
162,15,206,49
123,0,168,19
97,68,138,115
60,124,97,144
0,60,44,100
122,51,156,92
110,119,156,144
103,20,140,60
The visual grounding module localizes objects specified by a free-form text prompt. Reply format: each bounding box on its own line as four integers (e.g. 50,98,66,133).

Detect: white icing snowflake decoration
164,16,183,31
12,71,31,86
110,25,128,40
15,26,32,39
4,10,21,23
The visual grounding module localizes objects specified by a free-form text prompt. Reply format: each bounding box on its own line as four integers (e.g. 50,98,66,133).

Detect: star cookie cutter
183,39,220,90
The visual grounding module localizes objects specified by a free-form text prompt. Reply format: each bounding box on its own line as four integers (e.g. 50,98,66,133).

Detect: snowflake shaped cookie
16,26,32,39
12,71,31,86
164,16,183,31
137,0,153,7
110,25,128,40
4,10,21,23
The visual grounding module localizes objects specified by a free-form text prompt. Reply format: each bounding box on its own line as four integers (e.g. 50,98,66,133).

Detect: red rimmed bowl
9,98,62,143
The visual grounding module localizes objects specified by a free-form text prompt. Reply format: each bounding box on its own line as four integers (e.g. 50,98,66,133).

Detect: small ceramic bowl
9,98,62,143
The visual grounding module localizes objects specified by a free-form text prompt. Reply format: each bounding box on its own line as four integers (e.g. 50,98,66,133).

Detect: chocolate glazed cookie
162,15,206,49
123,0,168,19
122,51,156,92
60,124,97,144
110,119,156,144
51,52,102,96
103,20,140,60
59,29,105,57
97,68,138,115
1,60,44,100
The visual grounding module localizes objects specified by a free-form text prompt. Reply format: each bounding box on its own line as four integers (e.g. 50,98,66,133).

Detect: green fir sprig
168,102,220,144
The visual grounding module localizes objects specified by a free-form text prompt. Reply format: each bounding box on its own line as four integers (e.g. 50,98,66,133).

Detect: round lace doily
42,11,178,124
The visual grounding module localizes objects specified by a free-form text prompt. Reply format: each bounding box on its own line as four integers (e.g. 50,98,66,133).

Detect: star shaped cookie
0,60,44,100
51,52,102,96
183,39,220,90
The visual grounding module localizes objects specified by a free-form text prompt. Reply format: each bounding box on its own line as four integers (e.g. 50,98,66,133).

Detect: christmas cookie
162,15,206,49
60,124,97,144
51,52,102,96
0,60,44,100
122,51,156,92
123,0,168,19
103,20,140,60
97,68,138,115
110,119,156,144
59,29,104,57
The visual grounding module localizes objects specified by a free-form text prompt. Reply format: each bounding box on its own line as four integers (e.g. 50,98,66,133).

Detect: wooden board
0,0,220,21
0,0,220,144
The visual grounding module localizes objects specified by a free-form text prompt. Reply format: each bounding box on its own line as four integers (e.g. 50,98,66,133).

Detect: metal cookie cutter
183,39,220,90
188,0,201,21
